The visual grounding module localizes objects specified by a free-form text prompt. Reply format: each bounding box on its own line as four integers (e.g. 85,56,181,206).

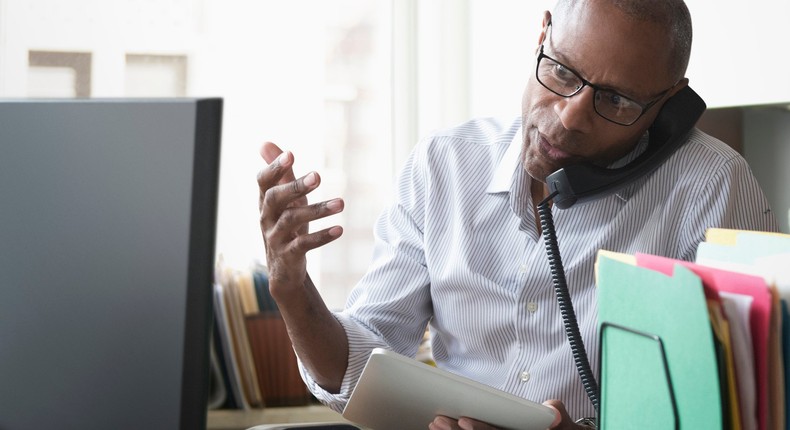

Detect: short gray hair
553,0,692,81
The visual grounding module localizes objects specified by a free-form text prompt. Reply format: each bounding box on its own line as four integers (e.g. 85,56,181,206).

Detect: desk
207,405,351,430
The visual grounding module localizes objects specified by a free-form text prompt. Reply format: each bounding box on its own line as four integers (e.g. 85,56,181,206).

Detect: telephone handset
538,86,707,416
546,85,707,209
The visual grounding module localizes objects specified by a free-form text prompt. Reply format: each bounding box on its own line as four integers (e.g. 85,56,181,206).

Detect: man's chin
524,145,566,182
524,163,551,183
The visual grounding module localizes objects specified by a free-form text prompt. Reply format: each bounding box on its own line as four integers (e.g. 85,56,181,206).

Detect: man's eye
552,63,575,81
599,91,625,107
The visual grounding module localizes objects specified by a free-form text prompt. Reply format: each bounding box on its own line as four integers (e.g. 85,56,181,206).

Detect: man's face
521,3,679,182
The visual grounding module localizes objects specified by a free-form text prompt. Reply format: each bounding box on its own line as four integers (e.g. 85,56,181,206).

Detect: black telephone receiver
546,85,707,209
538,86,707,415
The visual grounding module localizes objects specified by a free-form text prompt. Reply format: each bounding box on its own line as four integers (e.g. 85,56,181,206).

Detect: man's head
521,0,693,182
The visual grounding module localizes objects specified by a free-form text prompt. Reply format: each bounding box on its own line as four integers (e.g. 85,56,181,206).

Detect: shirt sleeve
297,313,391,412
678,151,780,260
297,140,435,412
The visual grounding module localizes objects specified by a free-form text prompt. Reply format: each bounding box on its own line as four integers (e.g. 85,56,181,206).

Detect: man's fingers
261,171,320,213
263,197,344,253
541,399,571,429
265,227,343,284
288,225,344,254
260,141,283,164
258,142,297,191
267,197,344,237
457,417,498,430
429,416,462,430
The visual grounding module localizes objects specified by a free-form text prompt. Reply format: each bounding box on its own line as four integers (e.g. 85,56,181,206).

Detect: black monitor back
0,98,222,429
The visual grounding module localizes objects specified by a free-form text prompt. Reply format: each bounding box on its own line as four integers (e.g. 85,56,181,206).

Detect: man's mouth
538,134,575,162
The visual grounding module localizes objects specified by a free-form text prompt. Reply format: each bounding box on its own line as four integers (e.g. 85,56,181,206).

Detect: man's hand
428,416,501,430
426,400,590,430
256,142,349,393
257,141,344,301
543,400,594,429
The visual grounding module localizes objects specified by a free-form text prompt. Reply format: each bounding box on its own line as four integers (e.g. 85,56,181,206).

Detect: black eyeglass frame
535,24,675,126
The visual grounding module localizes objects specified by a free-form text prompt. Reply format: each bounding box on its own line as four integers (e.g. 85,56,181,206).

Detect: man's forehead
547,10,674,99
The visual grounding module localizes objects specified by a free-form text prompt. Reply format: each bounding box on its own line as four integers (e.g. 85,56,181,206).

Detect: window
28,51,92,97
1,0,555,309
125,54,187,97
1,0,394,310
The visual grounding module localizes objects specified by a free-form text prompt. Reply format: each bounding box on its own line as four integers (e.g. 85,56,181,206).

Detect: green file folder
597,256,722,429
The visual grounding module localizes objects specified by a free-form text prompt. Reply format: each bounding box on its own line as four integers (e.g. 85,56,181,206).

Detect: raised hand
256,142,349,393
257,141,344,298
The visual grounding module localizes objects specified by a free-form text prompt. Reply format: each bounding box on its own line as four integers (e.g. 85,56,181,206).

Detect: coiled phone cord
537,192,600,412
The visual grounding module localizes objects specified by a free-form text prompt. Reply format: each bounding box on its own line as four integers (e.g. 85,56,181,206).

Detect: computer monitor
0,98,222,429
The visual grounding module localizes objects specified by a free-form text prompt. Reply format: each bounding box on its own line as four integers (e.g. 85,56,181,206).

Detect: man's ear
537,11,552,49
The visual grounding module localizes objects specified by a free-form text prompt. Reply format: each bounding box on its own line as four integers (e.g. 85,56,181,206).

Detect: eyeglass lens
537,54,644,125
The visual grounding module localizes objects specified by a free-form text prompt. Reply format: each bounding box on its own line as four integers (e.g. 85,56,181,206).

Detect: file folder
597,256,722,429
635,253,773,430
598,230,789,430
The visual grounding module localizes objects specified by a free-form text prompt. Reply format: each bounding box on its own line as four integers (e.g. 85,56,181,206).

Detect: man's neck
531,178,550,235
531,177,549,207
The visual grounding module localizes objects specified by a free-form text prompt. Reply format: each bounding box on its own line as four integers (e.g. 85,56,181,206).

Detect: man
257,0,779,428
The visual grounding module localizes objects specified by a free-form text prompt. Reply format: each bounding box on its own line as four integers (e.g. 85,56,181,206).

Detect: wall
684,0,790,108
743,107,790,233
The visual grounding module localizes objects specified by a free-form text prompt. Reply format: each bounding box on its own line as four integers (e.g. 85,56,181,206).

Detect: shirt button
519,371,531,382
518,264,528,273
527,302,538,313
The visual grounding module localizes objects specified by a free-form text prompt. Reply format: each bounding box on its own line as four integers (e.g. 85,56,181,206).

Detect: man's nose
554,86,596,132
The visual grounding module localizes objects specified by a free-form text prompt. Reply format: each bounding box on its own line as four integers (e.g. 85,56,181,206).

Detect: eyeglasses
535,32,673,126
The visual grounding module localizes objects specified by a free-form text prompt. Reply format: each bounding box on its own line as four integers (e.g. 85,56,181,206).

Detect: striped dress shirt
301,116,779,420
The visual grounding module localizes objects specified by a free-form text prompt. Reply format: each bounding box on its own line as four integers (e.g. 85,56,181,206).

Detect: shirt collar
486,126,523,194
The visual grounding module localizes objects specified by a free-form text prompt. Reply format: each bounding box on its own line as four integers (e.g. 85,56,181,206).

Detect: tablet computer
342,348,556,430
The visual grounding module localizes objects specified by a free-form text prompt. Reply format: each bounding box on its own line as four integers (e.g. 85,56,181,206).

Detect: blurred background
2,0,787,311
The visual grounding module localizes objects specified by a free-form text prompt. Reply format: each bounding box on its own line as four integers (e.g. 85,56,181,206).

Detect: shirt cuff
297,312,388,413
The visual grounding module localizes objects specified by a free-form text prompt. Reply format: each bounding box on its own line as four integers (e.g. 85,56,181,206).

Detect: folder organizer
596,229,790,430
